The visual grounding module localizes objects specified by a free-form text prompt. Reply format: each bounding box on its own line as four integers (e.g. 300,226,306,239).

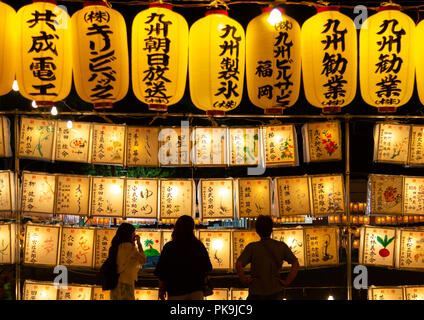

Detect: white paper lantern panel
230,288,248,300
237,178,272,219
232,230,260,270
359,226,396,268
405,286,424,300
161,230,173,249
199,230,232,270
304,227,339,267
0,117,12,158
92,286,111,300
55,175,91,216
373,123,410,165
94,228,116,269
23,281,58,300
403,177,424,215
229,127,261,166
55,121,92,163
91,177,125,217
21,172,56,215
262,124,298,167
24,224,61,266
193,127,228,167
205,288,229,300
159,179,194,220
199,179,234,221
58,285,92,300
302,121,342,162
275,176,311,216
272,228,305,267
409,125,424,167
125,178,158,219
367,174,403,215
0,223,15,264
397,229,424,270
126,127,159,167
135,230,162,269
368,286,404,300
310,174,345,216
134,288,159,300
0,170,15,212
91,123,126,166
158,126,191,166
59,227,95,268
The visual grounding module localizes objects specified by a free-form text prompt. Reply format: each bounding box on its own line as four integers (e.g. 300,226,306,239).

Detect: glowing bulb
32,101,38,109
211,239,223,251
51,106,58,116
219,187,229,198
267,8,283,26
274,135,282,143
40,291,47,298
67,120,73,129
110,184,121,195
170,186,179,198
12,80,19,91
328,295,334,300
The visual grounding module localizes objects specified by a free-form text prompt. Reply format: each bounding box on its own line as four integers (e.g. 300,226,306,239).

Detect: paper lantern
199,230,232,270
403,177,424,215
199,179,234,221
125,178,158,219
126,127,159,167
91,123,126,165
161,230,173,248
134,288,159,300
55,175,91,216
367,174,403,215
275,176,311,216
58,285,92,300
189,10,245,115
0,117,12,158
368,286,404,300
229,127,260,166
59,227,94,268
18,117,56,161
359,226,396,267
158,126,191,166
397,229,424,270
94,228,116,269
193,127,228,167
405,286,424,300
301,6,357,113
304,226,339,267
92,286,111,300
237,178,272,218
373,123,410,164
0,2,16,96
232,231,260,269
0,223,16,264
159,179,194,220
230,289,248,300
205,288,229,300
135,230,162,269
91,177,124,217
132,3,188,112
409,125,424,166
360,5,415,113
0,171,15,212
310,174,345,215
23,281,58,300
55,121,92,163
21,171,56,215
272,228,305,267
16,1,72,107
24,224,60,266
262,124,297,166
302,121,342,162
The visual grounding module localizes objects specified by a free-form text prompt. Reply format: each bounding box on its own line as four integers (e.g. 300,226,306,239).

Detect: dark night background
0,0,424,301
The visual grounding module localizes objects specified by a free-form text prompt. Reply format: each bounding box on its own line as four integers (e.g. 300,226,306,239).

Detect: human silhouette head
255,215,273,239
172,215,196,242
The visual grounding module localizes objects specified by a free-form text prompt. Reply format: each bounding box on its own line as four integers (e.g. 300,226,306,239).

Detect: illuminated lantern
16,0,72,107
55,121,92,163
272,228,305,267
135,230,162,268
359,226,396,267
189,9,245,115
91,177,125,217
199,178,234,221
205,288,229,300
91,123,126,165
132,3,188,112
158,126,191,166
237,178,272,218
159,179,194,221
304,226,339,266
405,286,424,300
0,171,16,213
94,228,116,269
56,175,91,216
134,288,159,300
409,125,424,167
230,289,248,300
262,124,298,167
72,1,129,109
193,127,228,167
125,178,158,219
161,230,173,248
397,229,424,270
59,227,95,268
21,171,56,215
0,2,17,96
126,127,159,167
301,6,357,113
246,7,301,114
24,224,61,266
58,285,92,300
403,177,424,216
275,176,311,216
374,123,410,165
229,127,260,166
23,281,58,300
368,286,404,300
0,117,12,158
0,223,16,264
232,231,259,269
360,5,415,113
92,286,111,300
302,121,342,162
310,174,345,215
368,174,403,215
199,230,232,270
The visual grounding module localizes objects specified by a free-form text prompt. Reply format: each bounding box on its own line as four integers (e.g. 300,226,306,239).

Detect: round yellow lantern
189,9,245,115
72,1,129,109
16,0,72,107
0,1,17,96
132,2,188,112
246,7,301,114
360,5,415,113
301,6,357,113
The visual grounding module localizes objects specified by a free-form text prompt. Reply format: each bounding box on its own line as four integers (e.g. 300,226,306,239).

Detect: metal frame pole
13,112,21,300
345,117,352,300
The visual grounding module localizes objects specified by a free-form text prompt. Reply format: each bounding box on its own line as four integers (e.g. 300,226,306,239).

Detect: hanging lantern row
0,1,421,113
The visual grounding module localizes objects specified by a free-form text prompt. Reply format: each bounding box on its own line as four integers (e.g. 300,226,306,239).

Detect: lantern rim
148,104,168,111
316,6,340,13
323,107,342,114
94,103,114,109
205,10,228,16
83,1,108,7
33,0,57,4
35,101,55,107
262,7,285,14
206,110,226,116
149,2,173,10
378,5,401,12
264,108,284,115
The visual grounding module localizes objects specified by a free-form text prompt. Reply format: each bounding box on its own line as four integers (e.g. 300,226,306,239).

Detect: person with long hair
154,215,212,300
109,223,146,300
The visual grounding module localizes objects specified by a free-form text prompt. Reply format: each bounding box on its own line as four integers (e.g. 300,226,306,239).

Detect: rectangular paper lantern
135,230,162,269
359,226,396,268
302,121,342,162
310,175,345,215
134,288,159,300
232,231,260,269
0,223,15,264
398,229,424,270
58,285,92,300
0,170,15,212
159,179,194,220
161,230,173,249
91,123,126,166
403,177,424,215
237,178,272,218
275,176,311,216
19,117,56,161
405,286,424,300
193,127,228,167
304,227,339,267
21,172,56,215
23,281,58,300
92,286,111,300
205,288,229,300
59,227,95,268
374,123,410,165
158,126,191,166
55,121,92,163
0,116,12,157
368,286,404,300
199,230,232,270
409,125,424,166
272,228,305,267
368,174,403,215
126,127,159,167
94,228,116,269
125,178,158,219
229,127,260,166
230,289,249,300
24,224,61,266
262,124,298,167
55,175,91,216
199,179,234,221
91,177,125,217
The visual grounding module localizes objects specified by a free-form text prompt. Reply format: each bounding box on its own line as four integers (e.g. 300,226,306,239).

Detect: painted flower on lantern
377,235,395,257
384,186,401,206
278,137,294,159
321,130,338,155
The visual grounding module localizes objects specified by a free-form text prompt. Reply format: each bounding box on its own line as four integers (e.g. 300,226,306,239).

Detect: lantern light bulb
32,101,38,109
51,106,58,116
328,295,334,300
12,80,19,91
40,291,47,298
111,184,121,195
219,187,229,197
267,8,283,26
170,186,179,198
67,120,73,129
211,239,224,251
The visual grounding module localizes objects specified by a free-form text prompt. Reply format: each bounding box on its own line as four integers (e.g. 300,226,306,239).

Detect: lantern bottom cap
377,107,397,113
148,104,168,112
94,103,114,109
206,110,226,116
264,108,284,114
322,107,342,114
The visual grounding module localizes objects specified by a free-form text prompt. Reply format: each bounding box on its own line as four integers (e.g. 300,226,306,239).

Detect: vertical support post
345,117,352,300
13,112,21,300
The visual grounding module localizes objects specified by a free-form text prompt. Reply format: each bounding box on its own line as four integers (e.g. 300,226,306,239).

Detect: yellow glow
217,23,226,33
219,187,229,198
12,80,18,91
30,234,39,242
40,291,47,298
31,101,38,109
110,184,121,195
274,135,281,143
51,106,58,116
170,186,179,198
211,239,223,251
328,295,334,300
66,120,73,129
267,8,283,25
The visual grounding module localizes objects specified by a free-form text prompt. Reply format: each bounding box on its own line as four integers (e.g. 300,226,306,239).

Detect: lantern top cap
33,0,57,4
378,4,401,11
206,9,228,16
262,7,285,14
149,2,173,10
83,1,107,7
316,6,340,13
